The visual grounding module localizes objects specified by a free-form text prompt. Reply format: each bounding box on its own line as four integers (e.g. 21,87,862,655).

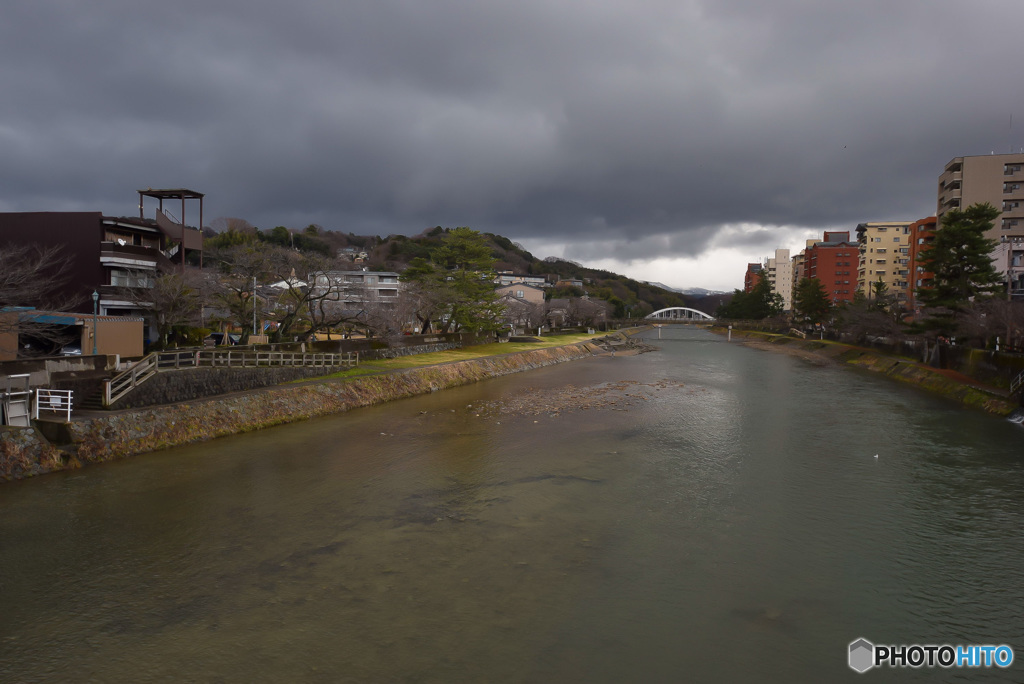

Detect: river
2,326,1023,682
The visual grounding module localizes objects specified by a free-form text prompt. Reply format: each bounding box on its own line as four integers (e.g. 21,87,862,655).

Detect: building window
110,268,153,288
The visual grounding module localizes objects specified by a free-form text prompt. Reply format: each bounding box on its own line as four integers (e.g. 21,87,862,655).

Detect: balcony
99,241,173,271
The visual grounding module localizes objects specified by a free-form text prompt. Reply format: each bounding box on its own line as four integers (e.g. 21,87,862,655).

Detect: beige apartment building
938,153,1024,240
856,222,912,305
766,248,793,311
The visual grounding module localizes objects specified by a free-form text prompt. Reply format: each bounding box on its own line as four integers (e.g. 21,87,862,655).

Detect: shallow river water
2,327,1023,682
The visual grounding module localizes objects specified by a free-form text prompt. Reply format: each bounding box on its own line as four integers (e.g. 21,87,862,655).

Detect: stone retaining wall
110,364,357,410
1,340,606,482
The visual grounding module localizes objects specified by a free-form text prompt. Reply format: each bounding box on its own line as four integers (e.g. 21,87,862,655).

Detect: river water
2,327,1023,682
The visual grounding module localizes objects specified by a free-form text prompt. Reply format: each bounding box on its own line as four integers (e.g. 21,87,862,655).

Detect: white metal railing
1,374,32,427
103,349,359,407
34,389,74,423
1011,370,1024,397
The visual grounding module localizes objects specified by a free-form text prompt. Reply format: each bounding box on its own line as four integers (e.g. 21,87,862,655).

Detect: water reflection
2,327,1023,682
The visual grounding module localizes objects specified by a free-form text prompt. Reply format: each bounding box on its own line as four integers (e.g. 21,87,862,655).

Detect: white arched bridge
645,307,715,322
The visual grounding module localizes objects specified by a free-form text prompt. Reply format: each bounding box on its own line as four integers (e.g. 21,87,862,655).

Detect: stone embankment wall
1,340,613,482
111,364,358,410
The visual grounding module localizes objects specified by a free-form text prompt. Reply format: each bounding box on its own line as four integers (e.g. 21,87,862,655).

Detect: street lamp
91,290,99,355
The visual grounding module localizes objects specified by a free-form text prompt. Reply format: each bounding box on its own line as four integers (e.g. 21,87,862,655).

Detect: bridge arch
645,307,715,322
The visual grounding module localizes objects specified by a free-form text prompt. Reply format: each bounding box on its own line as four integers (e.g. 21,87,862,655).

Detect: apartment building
495,272,548,288
743,263,763,293
765,248,793,310
991,238,1024,300
804,231,859,304
311,270,401,305
856,222,912,304
938,153,1024,240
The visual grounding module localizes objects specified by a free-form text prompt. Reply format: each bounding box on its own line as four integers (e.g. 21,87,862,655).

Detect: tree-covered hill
205,223,715,317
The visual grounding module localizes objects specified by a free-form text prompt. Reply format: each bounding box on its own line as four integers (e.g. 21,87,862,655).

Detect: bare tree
501,297,545,334
117,267,207,348
959,299,1024,350
0,242,81,352
206,243,277,343
362,290,417,342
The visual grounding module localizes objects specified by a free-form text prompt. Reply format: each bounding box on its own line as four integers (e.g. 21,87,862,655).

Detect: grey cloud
2,0,1023,261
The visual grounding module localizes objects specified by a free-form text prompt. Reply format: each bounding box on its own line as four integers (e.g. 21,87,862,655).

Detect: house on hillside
495,271,548,288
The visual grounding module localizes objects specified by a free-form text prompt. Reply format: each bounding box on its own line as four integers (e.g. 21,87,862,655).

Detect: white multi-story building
765,248,793,311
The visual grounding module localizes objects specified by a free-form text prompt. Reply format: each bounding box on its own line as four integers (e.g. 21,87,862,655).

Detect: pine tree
793,277,831,325
917,203,1003,336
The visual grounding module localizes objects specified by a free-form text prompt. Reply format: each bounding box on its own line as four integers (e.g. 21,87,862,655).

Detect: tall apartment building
937,154,1024,240
765,248,793,311
804,231,859,304
856,222,912,305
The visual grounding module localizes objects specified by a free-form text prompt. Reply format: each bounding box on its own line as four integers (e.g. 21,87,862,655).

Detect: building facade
991,238,1024,301
856,222,912,305
803,231,859,304
906,216,937,312
743,263,763,293
0,206,203,326
938,154,1024,240
766,248,793,311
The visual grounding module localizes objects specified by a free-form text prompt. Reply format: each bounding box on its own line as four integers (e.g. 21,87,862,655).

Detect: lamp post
91,290,99,355
253,276,258,336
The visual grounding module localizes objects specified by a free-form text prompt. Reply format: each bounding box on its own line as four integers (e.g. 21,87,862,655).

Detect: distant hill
644,282,726,297
207,225,719,318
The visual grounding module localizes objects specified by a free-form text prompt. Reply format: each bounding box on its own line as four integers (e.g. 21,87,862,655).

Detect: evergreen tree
400,227,505,334
793,277,831,325
916,203,1003,336
716,277,783,320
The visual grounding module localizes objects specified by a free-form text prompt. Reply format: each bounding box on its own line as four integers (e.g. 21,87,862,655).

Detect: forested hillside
205,223,717,317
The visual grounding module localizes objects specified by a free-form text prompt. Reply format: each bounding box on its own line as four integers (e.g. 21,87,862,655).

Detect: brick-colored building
906,216,937,312
743,263,763,292
803,231,859,304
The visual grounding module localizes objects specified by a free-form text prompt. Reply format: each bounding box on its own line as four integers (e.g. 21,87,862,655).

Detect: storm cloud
3,0,1023,289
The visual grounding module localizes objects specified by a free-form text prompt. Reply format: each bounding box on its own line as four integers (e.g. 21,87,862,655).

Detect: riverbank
1,330,647,482
718,328,1020,416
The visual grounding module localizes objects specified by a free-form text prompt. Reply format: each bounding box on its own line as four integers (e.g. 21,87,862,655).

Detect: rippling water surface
2,327,1023,682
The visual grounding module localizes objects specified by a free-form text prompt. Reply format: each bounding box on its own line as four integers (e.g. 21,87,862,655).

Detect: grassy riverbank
717,328,1020,416
317,333,605,379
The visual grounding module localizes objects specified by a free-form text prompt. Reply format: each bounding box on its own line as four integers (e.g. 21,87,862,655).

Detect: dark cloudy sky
3,1,1023,290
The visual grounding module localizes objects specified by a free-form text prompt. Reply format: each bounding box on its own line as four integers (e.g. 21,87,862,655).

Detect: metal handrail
103,349,358,407
35,389,74,422
1011,370,1024,397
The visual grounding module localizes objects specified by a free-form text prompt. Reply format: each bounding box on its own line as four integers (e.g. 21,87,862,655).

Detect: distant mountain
645,282,726,297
